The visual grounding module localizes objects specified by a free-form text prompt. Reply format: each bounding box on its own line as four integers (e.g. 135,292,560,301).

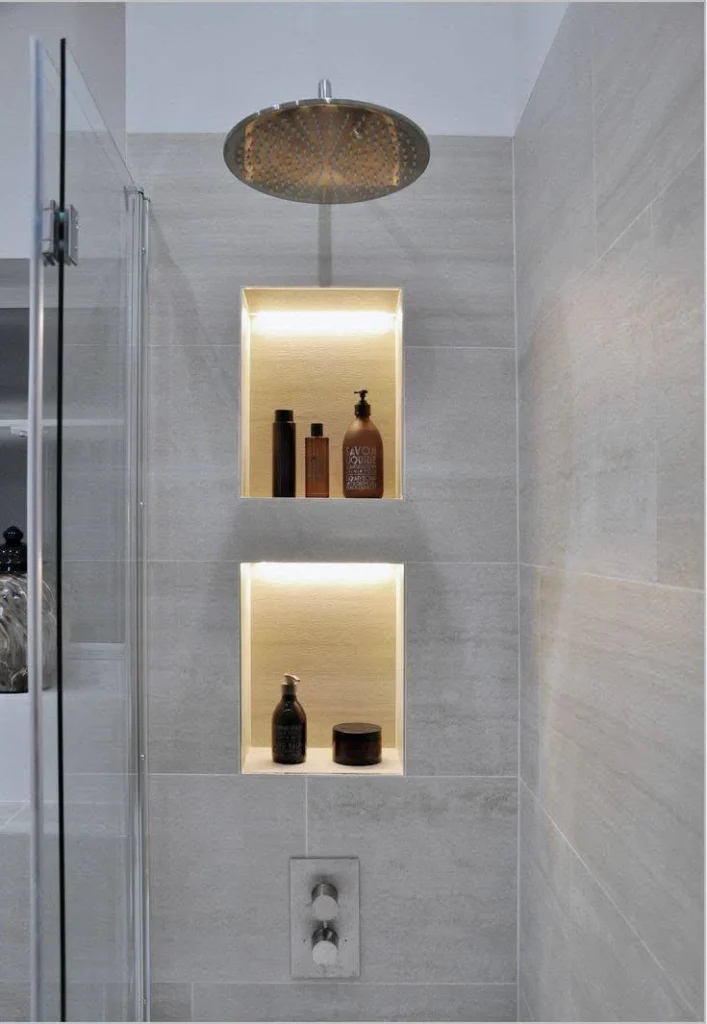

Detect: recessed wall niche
240,562,404,775
240,287,403,499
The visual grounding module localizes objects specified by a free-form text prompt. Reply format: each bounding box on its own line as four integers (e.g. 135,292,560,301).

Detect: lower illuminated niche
240,562,404,775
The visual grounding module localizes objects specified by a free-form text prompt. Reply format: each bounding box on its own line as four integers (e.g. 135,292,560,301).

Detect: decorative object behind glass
0,526,56,693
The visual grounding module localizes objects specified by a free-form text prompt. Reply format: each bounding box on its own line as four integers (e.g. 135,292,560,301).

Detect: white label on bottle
345,445,377,491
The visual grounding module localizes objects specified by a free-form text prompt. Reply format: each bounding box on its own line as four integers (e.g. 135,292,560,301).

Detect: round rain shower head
223,79,430,205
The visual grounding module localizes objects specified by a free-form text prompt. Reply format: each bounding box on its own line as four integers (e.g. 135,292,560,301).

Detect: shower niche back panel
241,287,403,499
240,562,404,775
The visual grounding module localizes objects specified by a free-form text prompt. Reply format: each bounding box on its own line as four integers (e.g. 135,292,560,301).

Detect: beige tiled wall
131,134,518,1021
516,4,704,1021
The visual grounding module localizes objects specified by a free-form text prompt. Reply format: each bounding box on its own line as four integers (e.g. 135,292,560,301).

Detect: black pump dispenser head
282,673,300,696
354,390,371,417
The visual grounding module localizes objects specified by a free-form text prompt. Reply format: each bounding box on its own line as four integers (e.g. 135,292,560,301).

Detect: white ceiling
126,2,567,137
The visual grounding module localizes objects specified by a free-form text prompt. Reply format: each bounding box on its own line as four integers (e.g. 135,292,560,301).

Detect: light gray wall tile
539,570,704,1013
307,777,516,984
520,782,696,1022
592,2,704,254
651,149,705,588
148,561,239,774
514,4,595,341
519,566,540,794
149,775,305,983
405,347,517,503
130,134,514,352
407,563,517,776
151,982,193,1022
0,984,30,1022
519,782,574,1024
0,833,28,981
520,212,658,581
192,981,516,1022
0,803,24,829
148,492,517,566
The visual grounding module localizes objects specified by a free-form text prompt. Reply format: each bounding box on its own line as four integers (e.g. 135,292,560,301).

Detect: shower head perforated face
223,81,430,205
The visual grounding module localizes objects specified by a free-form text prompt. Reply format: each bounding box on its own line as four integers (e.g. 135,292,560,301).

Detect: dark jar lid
332,722,382,767
0,526,27,575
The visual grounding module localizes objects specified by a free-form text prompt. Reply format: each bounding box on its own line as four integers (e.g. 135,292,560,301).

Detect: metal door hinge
42,200,79,266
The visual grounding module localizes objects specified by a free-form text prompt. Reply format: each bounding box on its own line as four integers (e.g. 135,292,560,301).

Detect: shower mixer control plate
289,857,359,979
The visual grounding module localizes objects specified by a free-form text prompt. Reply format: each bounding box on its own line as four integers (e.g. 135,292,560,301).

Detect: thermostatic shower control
290,858,359,978
311,881,339,922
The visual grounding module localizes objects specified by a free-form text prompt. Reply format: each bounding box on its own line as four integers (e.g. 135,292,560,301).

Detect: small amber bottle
305,423,330,498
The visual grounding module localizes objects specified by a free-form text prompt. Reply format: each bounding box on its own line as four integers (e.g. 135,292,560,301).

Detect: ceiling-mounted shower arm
318,79,332,101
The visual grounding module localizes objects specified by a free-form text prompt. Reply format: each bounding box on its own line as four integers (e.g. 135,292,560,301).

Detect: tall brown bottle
342,390,384,498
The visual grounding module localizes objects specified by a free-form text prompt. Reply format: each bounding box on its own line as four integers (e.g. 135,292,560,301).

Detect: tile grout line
518,561,704,595
519,779,700,1021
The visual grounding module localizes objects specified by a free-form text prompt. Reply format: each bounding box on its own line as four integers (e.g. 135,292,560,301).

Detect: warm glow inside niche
240,563,404,775
241,288,403,498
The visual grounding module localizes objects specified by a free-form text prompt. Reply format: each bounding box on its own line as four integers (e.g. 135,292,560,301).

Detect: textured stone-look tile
307,777,516,983
405,347,517,503
407,563,517,776
151,983,192,1022
148,561,239,774
567,210,657,580
148,491,517,566
67,982,106,1021
520,783,695,1022
539,570,704,1012
520,212,658,581
131,134,513,352
0,983,30,1022
63,559,126,644
192,981,516,1022
519,782,574,1023
62,651,129,777
0,803,24,829
149,775,305,983
332,136,514,348
592,2,704,254
519,567,540,794
652,149,705,588
0,833,29,981
148,344,239,480
514,4,595,340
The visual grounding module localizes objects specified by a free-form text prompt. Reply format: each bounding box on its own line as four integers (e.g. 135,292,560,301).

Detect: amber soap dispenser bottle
343,389,384,498
272,673,307,764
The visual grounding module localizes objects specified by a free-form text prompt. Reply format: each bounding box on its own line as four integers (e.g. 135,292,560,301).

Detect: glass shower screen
28,38,148,1022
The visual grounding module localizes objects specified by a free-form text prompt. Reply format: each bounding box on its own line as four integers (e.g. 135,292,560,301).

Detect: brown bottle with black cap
342,390,384,498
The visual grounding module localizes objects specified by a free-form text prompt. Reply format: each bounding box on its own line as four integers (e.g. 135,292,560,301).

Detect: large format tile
0,984,30,1023
307,777,516,983
148,345,239,481
132,134,513,351
539,570,704,1013
519,566,540,794
148,491,517,565
148,561,240,774
149,775,305,983
651,149,705,588
520,212,658,581
0,832,29,981
567,210,657,580
332,136,514,348
405,347,517,503
192,981,516,1022
151,983,192,1022
514,4,595,340
592,2,704,254
520,783,695,1022
519,782,574,1023
406,563,517,776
